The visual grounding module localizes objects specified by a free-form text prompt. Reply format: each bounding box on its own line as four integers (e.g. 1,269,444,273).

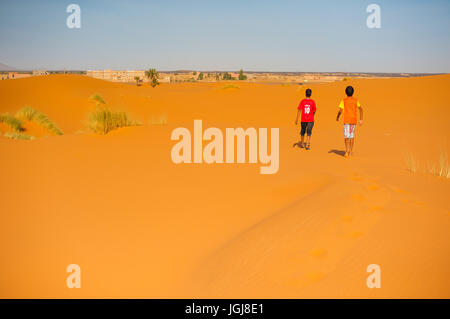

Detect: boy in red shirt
295,88,316,150
336,86,364,157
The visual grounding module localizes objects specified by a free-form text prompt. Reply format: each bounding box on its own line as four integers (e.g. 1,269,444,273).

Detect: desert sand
0,74,449,298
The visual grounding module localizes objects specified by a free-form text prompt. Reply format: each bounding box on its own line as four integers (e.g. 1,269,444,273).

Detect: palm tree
134,76,140,86
145,68,160,88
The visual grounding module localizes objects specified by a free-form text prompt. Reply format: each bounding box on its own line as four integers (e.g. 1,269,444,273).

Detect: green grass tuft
222,84,239,90
90,94,106,105
15,106,63,135
4,132,35,140
87,108,141,134
0,113,23,132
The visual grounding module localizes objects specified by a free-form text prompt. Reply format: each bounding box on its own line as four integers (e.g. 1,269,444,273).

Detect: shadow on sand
293,142,304,149
328,149,346,157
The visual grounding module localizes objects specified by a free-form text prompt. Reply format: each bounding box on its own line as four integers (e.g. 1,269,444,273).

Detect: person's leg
343,124,350,157
300,122,307,147
306,122,314,150
344,138,349,157
348,125,355,155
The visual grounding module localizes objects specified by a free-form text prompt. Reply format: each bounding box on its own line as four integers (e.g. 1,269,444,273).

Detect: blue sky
0,0,449,72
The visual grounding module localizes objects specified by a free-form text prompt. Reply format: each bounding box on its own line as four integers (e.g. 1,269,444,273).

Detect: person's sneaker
306,144,310,150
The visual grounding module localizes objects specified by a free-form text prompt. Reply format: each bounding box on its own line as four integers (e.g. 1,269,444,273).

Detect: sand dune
0,74,449,298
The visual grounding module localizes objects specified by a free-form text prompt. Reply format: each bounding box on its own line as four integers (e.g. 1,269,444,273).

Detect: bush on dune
87,108,141,134
90,94,106,106
3,132,35,140
0,113,23,132
15,106,63,135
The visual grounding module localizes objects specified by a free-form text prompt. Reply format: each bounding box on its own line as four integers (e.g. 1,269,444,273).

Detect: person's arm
336,109,342,121
336,100,343,121
295,109,301,125
358,106,363,125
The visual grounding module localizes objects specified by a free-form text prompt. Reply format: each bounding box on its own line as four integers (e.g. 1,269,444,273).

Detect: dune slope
0,74,449,298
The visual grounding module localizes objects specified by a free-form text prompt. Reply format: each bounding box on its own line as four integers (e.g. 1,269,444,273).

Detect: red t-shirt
298,98,316,122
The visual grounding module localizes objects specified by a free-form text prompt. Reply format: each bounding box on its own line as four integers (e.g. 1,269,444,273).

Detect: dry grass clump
0,113,23,132
150,114,167,126
405,152,418,173
87,94,141,134
436,152,450,178
4,132,35,140
406,151,450,179
15,106,63,135
90,94,106,105
222,84,239,90
87,108,141,134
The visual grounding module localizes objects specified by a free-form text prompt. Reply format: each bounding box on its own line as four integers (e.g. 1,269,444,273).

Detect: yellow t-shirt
338,99,361,109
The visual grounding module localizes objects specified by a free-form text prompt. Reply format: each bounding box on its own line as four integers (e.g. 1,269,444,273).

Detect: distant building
86,69,170,83
86,69,146,82
0,74,8,80
32,70,49,76
7,72,31,79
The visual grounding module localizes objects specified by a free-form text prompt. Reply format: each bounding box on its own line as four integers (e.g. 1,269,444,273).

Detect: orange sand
0,74,449,298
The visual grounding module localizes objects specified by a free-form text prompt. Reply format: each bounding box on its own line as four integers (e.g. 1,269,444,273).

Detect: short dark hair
345,86,354,97
305,88,312,97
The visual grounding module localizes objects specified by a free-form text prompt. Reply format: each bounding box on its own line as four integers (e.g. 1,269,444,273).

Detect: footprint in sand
367,184,380,191
370,205,383,212
305,271,326,283
352,194,365,201
402,199,425,206
347,231,364,239
309,249,327,259
340,215,353,223
393,187,407,194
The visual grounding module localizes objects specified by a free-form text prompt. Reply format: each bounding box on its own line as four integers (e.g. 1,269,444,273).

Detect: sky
0,0,449,73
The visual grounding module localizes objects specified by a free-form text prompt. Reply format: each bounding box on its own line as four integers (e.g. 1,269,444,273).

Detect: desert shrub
90,94,106,105
222,72,235,80
15,106,63,135
197,72,204,81
222,84,239,90
145,68,160,88
87,108,141,134
4,132,35,140
238,69,247,80
0,113,23,132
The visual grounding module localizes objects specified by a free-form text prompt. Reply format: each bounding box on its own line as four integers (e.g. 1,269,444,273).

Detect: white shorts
343,124,356,139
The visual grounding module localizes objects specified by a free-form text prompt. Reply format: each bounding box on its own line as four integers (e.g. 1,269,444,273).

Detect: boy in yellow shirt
336,86,363,157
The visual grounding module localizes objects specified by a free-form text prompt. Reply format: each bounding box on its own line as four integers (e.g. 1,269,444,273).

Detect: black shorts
300,122,314,136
